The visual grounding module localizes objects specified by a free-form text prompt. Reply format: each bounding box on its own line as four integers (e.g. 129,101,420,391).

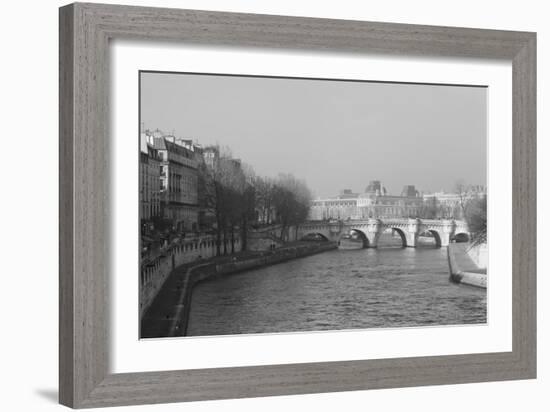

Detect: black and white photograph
139,71,488,339
3,0,544,410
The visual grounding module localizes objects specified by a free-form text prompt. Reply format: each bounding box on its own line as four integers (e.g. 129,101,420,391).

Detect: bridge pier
405,232,418,247
439,219,456,247
365,218,382,248
404,218,420,247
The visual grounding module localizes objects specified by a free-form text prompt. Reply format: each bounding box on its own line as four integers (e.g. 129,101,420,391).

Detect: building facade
149,134,201,232
139,133,161,220
309,182,424,221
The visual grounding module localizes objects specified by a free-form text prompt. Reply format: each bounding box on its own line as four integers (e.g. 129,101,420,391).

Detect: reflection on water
186,233,487,336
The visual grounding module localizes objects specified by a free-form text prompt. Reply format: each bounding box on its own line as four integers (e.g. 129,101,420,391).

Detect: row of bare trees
419,180,485,220
418,179,487,244
419,198,466,220
267,174,312,242
200,147,312,256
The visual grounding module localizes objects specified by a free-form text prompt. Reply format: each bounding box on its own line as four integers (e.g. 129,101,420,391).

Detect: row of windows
314,201,422,207
314,201,357,207
310,206,423,220
140,202,161,219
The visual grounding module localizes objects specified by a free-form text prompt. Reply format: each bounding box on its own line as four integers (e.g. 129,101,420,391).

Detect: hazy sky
140,72,486,198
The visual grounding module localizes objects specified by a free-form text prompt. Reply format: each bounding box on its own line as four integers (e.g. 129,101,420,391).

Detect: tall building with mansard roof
309,182,423,221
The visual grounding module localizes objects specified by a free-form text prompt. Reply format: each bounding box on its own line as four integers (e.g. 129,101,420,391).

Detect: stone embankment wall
171,241,338,336
447,242,487,289
249,224,300,243
140,235,241,317
247,231,284,251
467,243,488,269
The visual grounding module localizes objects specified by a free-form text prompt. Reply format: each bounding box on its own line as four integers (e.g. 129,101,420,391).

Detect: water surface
187,235,486,336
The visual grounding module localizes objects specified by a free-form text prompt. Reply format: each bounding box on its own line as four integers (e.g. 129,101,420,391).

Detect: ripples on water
186,234,487,336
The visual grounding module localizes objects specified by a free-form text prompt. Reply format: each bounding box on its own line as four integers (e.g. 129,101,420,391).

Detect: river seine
186,234,487,336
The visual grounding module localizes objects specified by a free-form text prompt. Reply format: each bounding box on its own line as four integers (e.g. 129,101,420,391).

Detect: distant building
356,188,423,218
339,189,359,198
309,195,360,221
365,180,386,196
202,146,219,169
309,182,423,220
401,185,419,198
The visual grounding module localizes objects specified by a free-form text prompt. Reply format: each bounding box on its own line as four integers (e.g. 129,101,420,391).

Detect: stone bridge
297,218,469,248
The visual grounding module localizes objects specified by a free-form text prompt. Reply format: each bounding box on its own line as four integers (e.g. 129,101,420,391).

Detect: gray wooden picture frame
59,2,536,409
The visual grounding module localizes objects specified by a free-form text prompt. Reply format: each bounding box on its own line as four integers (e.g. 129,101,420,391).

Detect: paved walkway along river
186,234,487,336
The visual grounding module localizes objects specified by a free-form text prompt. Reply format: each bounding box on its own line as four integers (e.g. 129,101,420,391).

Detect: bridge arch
300,232,330,242
388,227,407,247
418,229,442,248
453,232,470,243
346,228,369,248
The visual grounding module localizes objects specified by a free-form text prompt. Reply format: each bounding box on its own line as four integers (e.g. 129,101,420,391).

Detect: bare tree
454,179,469,219
199,146,257,255
252,176,276,226
272,173,312,241
200,146,312,251
465,195,487,245
199,146,234,255
239,163,257,252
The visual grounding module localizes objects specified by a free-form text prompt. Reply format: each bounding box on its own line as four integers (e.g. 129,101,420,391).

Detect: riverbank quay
447,242,487,288
140,234,239,318
140,240,338,338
